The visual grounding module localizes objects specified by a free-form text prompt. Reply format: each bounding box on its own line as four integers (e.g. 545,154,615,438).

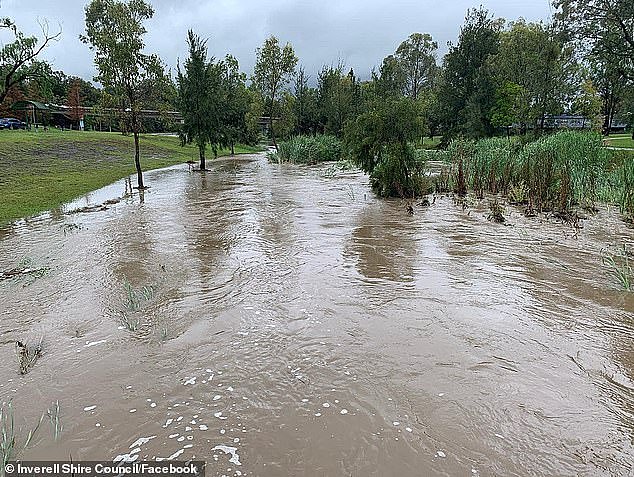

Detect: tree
344,97,423,197
220,54,250,155
67,79,83,128
490,20,572,132
293,66,319,135
0,18,60,105
573,79,604,131
554,0,634,81
438,8,503,139
82,0,164,189
394,33,438,101
252,36,298,149
177,30,221,170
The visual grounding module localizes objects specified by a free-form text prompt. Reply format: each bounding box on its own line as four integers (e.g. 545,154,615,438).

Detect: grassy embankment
0,129,261,225
606,133,634,149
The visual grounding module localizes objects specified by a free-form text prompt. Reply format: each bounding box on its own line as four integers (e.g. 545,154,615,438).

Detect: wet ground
1,153,633,476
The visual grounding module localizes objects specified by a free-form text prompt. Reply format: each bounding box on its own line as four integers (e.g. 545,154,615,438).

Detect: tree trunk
199,143,206,170
269,114,276,150
133,130,144,189
231,142,235,155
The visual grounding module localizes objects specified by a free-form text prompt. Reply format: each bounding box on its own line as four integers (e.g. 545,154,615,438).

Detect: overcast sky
1,0,553,84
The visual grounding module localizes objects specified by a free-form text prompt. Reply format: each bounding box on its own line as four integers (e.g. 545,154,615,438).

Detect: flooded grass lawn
0,153,633,476
0,130,260,225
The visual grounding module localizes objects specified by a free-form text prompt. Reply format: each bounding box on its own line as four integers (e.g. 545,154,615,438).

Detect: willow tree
252,36,297,149
81,0,163,189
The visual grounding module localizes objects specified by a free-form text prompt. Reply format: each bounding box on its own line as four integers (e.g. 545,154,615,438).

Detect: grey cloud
1,0,551,83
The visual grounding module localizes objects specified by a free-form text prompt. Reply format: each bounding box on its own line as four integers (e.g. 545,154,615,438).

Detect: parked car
0,118,27,130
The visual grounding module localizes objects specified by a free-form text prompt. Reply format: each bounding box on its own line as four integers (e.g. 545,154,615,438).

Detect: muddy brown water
1,153,633,476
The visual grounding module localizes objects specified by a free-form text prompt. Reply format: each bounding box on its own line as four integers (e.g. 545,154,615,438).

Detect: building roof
10,100,50,111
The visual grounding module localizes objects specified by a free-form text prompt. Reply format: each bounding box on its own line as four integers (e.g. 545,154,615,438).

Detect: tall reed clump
467,137,520,198
439,131,611,213
277,135,342,164
518,131,608,211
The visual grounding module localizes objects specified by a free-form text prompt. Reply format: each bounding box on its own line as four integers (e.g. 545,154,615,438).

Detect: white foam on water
199,425,208,431
213,395,222,401
405,427,413,433
183,444,193,449
393,421,400,426
129,436,156,448
83,339,107,349
129,409,137,413
314,413,321,417
184,377,196,386
150,403,156,408
227,386,234,391
340,409,348,415
322,403,330,408
114,448,140,463
436,451,446,458
212,445,242,466
177,436,185,442
163,419,173,428
185,426,192,432
301,399,309,403
83,406,96,412
214,412,227,420
168,434,179,439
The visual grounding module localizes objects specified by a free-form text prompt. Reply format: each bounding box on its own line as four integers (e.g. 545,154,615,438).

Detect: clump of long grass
278,135,342,164
438,131,618,215
602,244,633,291
123,280,155,312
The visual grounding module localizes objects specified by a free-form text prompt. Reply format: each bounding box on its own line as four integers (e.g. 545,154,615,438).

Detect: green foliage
277,135,342,164
394,33,438,101
344,97,425,197
177,30,223,168
317,65,362,136
490,20,572,131
602,244,633,291
0,17,59,105
82,0,165,187
438,7,503,139
252,36,298,146
440,131,630,215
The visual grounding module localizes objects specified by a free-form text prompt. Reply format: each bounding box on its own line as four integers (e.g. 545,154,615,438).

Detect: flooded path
1,153,633,476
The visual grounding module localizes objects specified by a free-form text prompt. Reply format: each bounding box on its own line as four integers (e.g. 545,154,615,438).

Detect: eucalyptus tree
0,17,60,105
177,30,220,170
82,0,164,189
252,36,298,148
394,33,438,101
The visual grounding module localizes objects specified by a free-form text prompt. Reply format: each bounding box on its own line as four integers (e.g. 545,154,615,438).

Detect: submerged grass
1,401,45,469
602,245,633,291
436,131,633,221
0,129,261,226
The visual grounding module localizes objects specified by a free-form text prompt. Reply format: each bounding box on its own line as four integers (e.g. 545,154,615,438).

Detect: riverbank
0,129,261,225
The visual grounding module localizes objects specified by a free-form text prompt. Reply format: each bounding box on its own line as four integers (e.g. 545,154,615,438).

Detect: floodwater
1,153,633,476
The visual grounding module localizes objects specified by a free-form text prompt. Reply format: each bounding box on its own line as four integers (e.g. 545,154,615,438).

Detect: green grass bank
0,129,260,225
